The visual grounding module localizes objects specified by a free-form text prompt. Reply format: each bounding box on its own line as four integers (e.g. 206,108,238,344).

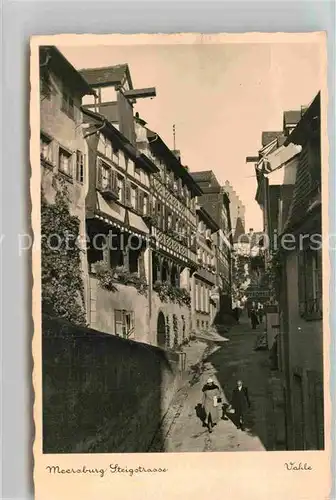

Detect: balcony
196,266,217,285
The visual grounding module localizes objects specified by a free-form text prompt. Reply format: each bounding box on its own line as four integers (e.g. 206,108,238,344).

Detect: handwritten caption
46,464,168,478
284,462,312,471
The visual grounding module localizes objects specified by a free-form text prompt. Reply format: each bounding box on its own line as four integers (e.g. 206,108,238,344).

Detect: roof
40,46,95,96
283,110,302,127
283,93,321,232
79,64,133,89
197,206,220,232
190,170,221,187
261,131,284,148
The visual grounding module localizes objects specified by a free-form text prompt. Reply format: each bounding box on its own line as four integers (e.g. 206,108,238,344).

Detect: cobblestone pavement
156,315,275,452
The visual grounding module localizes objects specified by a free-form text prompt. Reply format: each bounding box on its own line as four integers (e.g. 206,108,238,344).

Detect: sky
60,40,321,230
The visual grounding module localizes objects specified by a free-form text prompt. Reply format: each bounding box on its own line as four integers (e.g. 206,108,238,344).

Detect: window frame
75,150,85,184
40,133,54,167
114,309,135,339
58,146,73,179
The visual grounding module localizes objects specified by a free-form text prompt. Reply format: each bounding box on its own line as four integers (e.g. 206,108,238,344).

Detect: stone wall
42,315,181,453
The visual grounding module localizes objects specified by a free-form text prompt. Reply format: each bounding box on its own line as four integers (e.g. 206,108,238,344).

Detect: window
102,164,110,188
58,148,72,177
167,213,173,230
196,319,200,329
143,193,149,215
114,310,135,339
117,175,125,204
131,185,137,209
61,89,75,120
40,134,53,164
97,158,118,197
298,248,322,318
76,151,85,183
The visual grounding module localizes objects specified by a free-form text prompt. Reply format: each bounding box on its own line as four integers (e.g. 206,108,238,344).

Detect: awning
96,193,125,223
126,210,149,235
265,143,302,172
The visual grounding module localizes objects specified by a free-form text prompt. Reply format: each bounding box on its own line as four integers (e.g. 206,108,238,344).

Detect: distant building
190,171,233,318
223,181,246,234
192,205,219,332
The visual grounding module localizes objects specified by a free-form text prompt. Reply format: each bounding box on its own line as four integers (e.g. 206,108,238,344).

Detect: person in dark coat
201,378,221,433
250,308,259,329
230,380,251,430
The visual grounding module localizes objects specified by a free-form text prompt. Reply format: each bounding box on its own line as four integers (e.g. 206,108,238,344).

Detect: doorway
157,311,166,348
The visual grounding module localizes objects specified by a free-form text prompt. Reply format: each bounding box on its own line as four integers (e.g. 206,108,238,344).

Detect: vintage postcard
31,33,330,499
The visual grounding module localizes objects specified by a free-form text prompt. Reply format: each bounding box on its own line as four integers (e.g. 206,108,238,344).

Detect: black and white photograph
34,34,327,458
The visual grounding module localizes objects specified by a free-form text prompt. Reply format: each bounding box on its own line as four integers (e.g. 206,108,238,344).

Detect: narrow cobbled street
153,315,275,452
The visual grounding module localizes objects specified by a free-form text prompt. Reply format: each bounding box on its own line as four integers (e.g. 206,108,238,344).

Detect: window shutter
125,181,131,205
114,310,123,336
305,251,314,302
96,158,103,190
138,190,144,214
111,169,118,193
298,251,306,315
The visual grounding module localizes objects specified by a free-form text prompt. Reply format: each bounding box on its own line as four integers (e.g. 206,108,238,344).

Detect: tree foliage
41,178,86,325
231,250,251,304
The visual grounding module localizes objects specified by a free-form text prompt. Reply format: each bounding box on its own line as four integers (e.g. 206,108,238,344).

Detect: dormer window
59,147,73,178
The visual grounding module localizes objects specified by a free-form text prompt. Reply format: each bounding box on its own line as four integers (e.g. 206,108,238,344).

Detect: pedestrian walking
201,378,221,433
230,380,251,430
257,303,264,324
250,308,259,329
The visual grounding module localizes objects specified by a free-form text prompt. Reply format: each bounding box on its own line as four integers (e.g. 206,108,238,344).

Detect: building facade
190,171,233,318
191,205,219,332
77,62,202,349
250,93,323,450
40,46,96,319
